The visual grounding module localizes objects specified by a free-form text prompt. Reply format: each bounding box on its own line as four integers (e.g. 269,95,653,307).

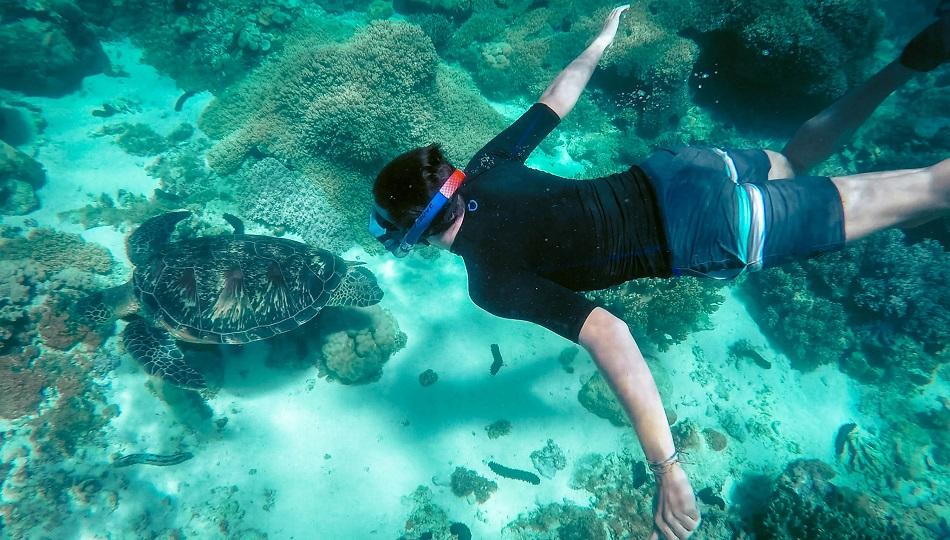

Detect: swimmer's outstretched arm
579,307,700,540
539,5,629,118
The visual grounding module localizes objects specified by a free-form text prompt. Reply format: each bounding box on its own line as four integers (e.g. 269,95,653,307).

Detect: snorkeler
370,5,949,540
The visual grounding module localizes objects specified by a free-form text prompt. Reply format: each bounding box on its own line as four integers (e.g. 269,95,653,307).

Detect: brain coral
317,305,407,384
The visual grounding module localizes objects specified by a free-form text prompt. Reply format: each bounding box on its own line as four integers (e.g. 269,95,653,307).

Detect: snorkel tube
369,168,467,257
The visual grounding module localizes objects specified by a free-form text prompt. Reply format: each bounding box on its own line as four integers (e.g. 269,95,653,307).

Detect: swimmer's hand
596,5,630,46
648,463,701,540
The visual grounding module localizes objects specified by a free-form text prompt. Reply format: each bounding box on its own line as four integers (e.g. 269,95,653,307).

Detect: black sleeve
464,259,598,343
465,103,561,175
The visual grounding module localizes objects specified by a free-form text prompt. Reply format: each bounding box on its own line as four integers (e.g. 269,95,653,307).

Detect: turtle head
71,283,136,328
329,263,383,307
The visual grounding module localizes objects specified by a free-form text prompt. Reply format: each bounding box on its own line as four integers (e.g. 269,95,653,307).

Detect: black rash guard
451,103,671,342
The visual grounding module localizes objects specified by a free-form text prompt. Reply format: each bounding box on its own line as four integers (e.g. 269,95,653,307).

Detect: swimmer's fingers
599,5,630,43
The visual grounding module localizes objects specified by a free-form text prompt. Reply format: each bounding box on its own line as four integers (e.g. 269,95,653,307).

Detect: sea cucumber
112,451,194,468
487,461,540,485
174,90,198,112
490,343,504,375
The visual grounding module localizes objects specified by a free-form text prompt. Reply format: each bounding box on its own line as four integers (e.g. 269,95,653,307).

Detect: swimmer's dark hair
373,143,464,237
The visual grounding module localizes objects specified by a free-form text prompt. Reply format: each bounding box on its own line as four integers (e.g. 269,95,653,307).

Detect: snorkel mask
369,168,467,258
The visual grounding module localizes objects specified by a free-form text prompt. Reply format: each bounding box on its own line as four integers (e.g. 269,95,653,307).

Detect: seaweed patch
487,461,540,485
112,451,194,468
490,343,504,375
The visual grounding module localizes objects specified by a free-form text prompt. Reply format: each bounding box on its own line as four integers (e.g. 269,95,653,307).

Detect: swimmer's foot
900,12,950,72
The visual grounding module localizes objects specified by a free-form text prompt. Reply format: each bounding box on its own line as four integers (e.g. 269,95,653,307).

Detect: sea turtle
76,211,383,389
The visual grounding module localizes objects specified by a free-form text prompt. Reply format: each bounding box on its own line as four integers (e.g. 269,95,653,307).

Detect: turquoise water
0,0,948,538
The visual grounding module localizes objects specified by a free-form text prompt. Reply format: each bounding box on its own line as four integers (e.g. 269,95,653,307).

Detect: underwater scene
0,0,949,538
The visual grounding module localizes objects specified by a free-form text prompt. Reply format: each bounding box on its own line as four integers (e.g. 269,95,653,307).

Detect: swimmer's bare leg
780,61,915,175
780,13,949,174
830,158,950,242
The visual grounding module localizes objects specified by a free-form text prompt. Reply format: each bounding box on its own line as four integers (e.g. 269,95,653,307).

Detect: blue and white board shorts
639,146,846,279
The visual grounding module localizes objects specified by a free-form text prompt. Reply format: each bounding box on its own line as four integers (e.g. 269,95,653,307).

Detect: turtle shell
132,234,348,344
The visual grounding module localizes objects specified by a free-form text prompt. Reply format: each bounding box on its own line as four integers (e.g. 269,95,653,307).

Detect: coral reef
833,423,887,477
742,264,853,370
397,485,454,540
576,4,700,135
586,276,724,351
0,141,46,215
577,371,628,427
316,306,407,384
0,347,47,419
0,259,45,353
0,1,109,96
59,190,180,230
653,0,884,125
419,368,439,386
530,439,566,479
504,502,609,539
703,428,728,452
671,419,703,452
232,157,353,253
0,227,113,274
450,466,497,503
562,450,656,538
94,122,194,156
738,459,920,539
146,141,217,202
199,20,504,242
485,419,511,439
78,0,306,92
743,228,949,381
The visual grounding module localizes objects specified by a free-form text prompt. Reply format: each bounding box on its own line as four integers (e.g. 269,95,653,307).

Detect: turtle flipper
127,211,191,266
122,318,206,389
223,213,245,235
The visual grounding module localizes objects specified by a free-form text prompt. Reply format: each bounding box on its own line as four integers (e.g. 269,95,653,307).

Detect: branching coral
741,264,854,371
746,229,949,381
585,276,724,351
